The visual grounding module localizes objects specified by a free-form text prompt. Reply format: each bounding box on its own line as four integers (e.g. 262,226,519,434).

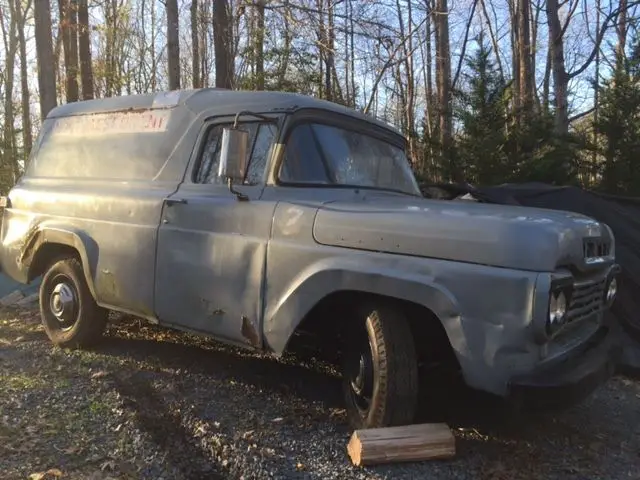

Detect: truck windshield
280,122,421,196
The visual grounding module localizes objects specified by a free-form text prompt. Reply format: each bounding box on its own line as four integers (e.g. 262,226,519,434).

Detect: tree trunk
77,0,93,99
166,0,180,90
254,0,265,90
616,0,627,59
213,0,233,88
425,0,433,132
479,0,504,80
277,0,291,88
326,0,336,101
15,0,33,158
151,0,157,90
509,0,521,117
434,0,453,179
546,0,568,133
34,0,57,118
0,1,17,183
397,0,417,163
59,0,79,102
191,0,200,88
349,0,355,106
517,0,533,118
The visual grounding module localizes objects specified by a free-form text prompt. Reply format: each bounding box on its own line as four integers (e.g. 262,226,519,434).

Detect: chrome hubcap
347,338,374,412
351,355,367,395
50,281,77,329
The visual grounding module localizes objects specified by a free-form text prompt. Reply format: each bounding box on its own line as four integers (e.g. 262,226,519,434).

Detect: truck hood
312,195,614,271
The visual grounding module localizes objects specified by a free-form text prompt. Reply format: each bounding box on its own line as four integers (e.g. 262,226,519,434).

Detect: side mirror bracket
227,177,249,202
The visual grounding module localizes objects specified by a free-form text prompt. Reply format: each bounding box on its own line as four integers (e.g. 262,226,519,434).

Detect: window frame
271,109,419,196
189,117,280,187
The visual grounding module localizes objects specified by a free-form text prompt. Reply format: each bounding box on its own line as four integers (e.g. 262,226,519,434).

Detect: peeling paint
241,315,261,347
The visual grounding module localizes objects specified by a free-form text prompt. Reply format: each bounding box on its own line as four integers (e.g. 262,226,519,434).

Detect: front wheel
341,303,418,429
39,256,108,349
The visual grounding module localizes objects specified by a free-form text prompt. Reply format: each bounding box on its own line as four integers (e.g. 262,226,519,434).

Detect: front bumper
507,326,620,411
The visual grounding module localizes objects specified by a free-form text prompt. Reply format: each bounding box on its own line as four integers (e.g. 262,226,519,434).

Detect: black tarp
421,182,640,372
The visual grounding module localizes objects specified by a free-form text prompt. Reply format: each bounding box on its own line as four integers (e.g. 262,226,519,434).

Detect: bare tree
34,0,57,118
191,0,200,88
15,0,33,156
518,0,534,118
434,0,453,177
78,0,94,99
59,0,79,102
0,1,17,181
166,0,180,90
254,0,265,90
213,0,234,89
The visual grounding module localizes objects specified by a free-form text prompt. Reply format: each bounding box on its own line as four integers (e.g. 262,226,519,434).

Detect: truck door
153,119,278,348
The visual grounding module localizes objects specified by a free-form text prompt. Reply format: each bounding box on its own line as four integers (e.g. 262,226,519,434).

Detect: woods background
0,0,638,195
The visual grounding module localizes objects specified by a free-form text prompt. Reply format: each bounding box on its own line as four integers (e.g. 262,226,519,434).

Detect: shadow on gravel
96,330,344,410
95,322,624,462
110,371,226,480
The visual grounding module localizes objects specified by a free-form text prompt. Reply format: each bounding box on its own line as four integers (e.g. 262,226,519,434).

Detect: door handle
164,197,188,206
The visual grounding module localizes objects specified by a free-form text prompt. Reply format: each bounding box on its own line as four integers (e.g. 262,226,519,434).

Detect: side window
245,123,277,185
195,122,276,185
279,124,331,184
195,125,225,184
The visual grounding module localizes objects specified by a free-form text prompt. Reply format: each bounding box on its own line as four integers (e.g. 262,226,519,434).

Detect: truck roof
47,88,401,137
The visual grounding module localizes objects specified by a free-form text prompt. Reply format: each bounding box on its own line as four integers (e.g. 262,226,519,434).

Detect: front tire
39,256,107,348
341,303,418,429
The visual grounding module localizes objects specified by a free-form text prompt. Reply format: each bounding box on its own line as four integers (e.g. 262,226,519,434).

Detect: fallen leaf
91,371,108,379
29,468,63,480
100,460,116,472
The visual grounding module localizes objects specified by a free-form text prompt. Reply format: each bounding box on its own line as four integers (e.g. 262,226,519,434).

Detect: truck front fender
263,256,465,356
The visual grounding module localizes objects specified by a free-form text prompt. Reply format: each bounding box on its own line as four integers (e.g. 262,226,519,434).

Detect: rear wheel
39,256,107,348
341,303,418,429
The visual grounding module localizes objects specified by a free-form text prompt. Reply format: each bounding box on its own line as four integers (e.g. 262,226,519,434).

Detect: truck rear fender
20,224,99,299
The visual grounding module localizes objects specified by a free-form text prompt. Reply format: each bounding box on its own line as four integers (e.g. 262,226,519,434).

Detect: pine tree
454,35,510,185
596,33,640,194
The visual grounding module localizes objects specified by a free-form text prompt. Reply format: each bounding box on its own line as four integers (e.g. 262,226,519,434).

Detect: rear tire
39,256,107,349
341,303,418,429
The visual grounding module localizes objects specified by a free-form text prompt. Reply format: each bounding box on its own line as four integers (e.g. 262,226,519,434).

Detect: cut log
347,423,455,466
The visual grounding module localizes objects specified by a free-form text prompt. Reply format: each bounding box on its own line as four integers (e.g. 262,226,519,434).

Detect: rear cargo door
154,119,277,348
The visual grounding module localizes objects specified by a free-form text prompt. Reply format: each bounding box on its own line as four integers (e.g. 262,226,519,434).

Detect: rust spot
241,315,261,348
18,224,42,267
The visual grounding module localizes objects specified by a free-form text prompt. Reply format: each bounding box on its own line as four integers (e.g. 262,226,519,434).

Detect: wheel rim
48,275,78,331
346,334,375,415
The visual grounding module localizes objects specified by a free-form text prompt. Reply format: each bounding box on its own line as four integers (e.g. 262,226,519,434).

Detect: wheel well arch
23,229,99,302
282,290,461,374
28,243,80,282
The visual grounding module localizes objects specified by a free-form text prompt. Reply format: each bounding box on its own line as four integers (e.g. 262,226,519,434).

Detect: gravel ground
1,304,639,480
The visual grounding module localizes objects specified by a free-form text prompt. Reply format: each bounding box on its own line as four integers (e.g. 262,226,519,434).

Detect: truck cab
0,89,621,429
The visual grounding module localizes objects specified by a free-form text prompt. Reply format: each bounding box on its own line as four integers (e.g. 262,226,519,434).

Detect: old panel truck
0,89,621,429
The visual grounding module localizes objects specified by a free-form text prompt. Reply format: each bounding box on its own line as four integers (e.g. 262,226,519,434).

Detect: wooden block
347,423,455,467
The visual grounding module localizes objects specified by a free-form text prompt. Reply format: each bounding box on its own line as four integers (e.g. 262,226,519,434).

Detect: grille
583,238,611,260
565,277,606,324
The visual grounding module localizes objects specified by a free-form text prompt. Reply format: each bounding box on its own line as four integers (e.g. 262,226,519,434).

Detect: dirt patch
1,305,639,479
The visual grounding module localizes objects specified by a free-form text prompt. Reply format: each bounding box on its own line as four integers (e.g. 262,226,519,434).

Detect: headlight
547,291,567,335
605,277,617,305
